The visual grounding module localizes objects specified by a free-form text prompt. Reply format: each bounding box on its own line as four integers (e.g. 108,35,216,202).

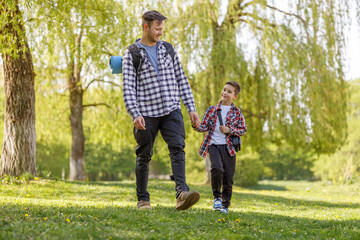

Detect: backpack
109,41,175,74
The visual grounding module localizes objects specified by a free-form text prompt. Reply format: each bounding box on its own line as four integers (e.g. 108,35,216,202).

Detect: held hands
189,111,200,128
134,116,146,130
219,126,230,134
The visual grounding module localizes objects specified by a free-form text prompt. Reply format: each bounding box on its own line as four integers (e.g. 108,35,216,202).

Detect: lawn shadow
248,183,288,191
232,191,360,209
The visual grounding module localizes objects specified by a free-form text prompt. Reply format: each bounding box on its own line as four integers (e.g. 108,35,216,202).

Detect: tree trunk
68,74,86,181
0,1,36,177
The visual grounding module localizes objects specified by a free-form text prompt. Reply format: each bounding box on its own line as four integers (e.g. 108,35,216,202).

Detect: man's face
145,20,164,43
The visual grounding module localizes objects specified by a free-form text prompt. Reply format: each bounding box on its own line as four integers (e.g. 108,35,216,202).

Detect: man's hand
220,126,230,134
189,111,200,128
134,116,146,130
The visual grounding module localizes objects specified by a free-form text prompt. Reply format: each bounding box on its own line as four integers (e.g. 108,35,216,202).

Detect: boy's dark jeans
208,144,236,208
133,109,189,201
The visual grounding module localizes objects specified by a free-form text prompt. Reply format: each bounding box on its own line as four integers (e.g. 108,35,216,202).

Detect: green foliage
234,153,264,187
1,180,359,239
313,80,360,183
260,146,315,181
85,143,135,181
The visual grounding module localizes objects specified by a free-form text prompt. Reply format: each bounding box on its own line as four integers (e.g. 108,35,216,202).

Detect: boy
193,81,247,213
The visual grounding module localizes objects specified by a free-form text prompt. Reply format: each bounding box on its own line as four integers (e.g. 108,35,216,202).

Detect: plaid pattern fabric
122,40,196,119
195,101,247,157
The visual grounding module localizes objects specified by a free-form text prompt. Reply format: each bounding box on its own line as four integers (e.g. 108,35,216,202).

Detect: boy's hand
219,126,230,134
189,111,200,128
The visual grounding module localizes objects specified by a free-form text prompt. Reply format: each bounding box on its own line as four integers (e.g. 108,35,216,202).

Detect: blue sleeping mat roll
109,56,123,74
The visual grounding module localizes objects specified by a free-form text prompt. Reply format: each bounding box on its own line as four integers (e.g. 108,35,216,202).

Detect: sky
345,10,360,80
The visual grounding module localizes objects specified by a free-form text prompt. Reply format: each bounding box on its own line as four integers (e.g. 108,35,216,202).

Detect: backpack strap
127,43,143,72
216,109,224,126
162,41,175,62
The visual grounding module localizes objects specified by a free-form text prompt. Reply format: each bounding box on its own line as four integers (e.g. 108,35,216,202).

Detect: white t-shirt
210,105,231,145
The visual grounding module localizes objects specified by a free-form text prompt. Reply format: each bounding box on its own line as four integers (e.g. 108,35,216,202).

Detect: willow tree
171,0,350,153
0,0,37,176
28,0,135,180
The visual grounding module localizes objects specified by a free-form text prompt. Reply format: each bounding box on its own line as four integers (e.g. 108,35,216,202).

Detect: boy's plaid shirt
122,40,196,119
195,102,247,157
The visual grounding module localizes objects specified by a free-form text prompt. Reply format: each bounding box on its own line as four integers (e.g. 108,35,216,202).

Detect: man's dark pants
208,144,236,208
133,109,189,201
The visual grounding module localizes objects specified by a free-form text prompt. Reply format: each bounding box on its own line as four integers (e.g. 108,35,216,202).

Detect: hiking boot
176,191,200,210
137,200,152,209
213,198,222,211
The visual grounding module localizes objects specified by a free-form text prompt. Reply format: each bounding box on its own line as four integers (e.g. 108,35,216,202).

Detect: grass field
1,178,359,239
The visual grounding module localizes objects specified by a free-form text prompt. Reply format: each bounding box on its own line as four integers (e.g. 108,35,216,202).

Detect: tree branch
83,79,121,93
240,1,255,10
266,4,308,27
83,103,111,109
239,18,264,31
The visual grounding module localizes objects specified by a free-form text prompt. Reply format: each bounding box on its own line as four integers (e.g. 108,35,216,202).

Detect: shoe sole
212,207,222,211
137,206,152,209
176,191,200,210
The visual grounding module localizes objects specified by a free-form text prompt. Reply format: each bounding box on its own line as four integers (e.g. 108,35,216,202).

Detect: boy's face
221,84,238,105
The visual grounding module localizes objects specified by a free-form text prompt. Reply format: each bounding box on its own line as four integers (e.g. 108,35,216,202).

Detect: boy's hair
225,81,241,95
142,10,167,29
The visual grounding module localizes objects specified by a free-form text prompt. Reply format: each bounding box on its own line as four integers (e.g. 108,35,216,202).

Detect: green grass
1,179,359,239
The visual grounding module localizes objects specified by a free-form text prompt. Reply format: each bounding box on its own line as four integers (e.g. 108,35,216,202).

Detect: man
122,10,201,210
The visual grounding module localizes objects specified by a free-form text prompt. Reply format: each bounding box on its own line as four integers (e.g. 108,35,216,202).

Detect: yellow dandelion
66,218,70,223
23,207,27,210
294,230,297,233
16,177,19,179
25,214,29,217
217,219,221,222
44,217,47,220
222,218,225,221
109,237,113,240
235,219,240,223
113,186,116,188
94,217,98,220
34,177,39,180
275,203,278,206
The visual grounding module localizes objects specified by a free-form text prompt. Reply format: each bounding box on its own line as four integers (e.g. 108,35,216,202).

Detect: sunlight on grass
1,179,359,239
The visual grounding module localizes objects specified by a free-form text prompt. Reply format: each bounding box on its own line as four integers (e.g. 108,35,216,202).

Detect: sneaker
176,191,200,210
137,200,152,209
220,207,229,214
213,198,222,211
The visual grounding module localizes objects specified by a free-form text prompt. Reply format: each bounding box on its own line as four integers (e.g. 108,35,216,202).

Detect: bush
234,153,263,187
260,147,314,180
85,143,135,181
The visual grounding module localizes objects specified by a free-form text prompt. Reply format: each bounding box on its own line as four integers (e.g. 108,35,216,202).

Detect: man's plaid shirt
122,40,196,119
195,102,247,157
